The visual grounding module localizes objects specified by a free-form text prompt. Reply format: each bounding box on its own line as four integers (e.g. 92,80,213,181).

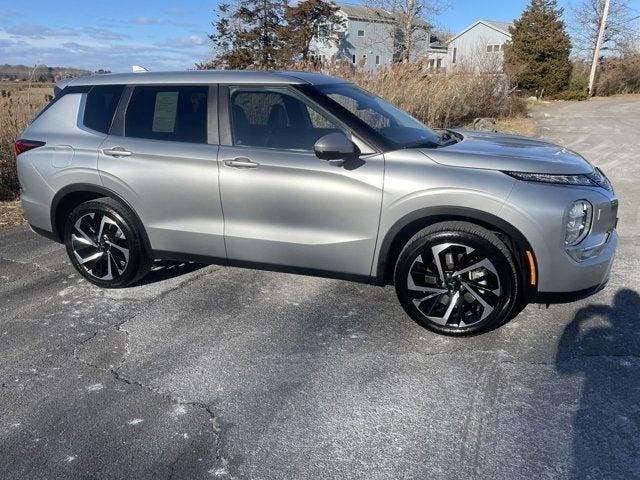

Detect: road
1,97,639,479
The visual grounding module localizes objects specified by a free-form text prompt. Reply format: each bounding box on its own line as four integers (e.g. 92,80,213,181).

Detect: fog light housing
565,200,592,246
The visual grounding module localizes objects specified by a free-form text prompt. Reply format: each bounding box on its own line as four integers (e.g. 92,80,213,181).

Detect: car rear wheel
394,221,519,336
64,197,151,288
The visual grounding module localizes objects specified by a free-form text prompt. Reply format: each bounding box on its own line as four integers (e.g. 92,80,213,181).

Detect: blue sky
1,0,639,72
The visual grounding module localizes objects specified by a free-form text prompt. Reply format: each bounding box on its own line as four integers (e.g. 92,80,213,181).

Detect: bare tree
571,0,640,57
365,0,447,62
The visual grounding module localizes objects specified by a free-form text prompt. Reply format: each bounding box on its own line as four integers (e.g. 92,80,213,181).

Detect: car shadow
134,260,207,286
555,288,640,479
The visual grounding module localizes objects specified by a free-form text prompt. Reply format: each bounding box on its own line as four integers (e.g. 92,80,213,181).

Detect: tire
394,221,519,336
64,197,151,288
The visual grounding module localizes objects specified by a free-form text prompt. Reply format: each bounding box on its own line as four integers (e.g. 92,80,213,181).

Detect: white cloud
130,16,167,25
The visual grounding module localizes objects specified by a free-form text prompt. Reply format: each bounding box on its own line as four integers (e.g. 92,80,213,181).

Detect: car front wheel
394,221,519,336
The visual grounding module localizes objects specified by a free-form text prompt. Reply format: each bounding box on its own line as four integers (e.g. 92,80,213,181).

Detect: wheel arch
374,207,538,300
50,183,152,255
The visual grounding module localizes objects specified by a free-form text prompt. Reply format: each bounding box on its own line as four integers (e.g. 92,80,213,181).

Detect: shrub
0,86,49,200
595,54,640,96
554,89,589,101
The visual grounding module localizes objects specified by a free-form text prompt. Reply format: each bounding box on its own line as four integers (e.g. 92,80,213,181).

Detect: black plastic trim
533,282,607,304
374,207,537,297
218,84,232,146
207,84,219,145
110,86,133,137
49,183,152,255
153,250,372,284
29,225,59,242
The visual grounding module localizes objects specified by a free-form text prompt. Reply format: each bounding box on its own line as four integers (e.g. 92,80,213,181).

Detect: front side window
84,84,124,134
357,29,365,37
316,83,441,148
229,87,342,151
124,85,208,143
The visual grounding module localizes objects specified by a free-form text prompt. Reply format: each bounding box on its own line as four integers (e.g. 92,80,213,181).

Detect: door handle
103,147,132,157
223,157,260,169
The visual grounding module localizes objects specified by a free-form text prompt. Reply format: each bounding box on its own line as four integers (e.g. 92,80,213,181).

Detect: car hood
420,130,594,175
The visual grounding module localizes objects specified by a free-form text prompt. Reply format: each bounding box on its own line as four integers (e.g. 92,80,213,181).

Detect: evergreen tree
279,0,344,63
203,0,288,69
504,0,572,94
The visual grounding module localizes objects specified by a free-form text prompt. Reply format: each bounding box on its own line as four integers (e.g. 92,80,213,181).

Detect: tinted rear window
83,85,124,134
124,85,208,144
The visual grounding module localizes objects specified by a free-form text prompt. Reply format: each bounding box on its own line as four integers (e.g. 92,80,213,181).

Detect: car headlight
505,171,598,187
505,169,613,191
565,200,592,246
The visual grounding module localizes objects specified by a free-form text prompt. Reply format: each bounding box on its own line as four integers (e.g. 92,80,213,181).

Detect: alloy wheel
406,242,502,328
70,212,130,281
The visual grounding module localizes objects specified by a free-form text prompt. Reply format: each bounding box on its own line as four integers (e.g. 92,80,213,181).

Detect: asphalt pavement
1,96,639,479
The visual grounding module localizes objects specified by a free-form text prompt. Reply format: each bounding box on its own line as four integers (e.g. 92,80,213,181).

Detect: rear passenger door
218,85,384,278
99,84,225,259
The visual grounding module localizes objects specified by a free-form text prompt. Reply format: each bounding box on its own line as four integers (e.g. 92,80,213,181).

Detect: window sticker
152,91,178,132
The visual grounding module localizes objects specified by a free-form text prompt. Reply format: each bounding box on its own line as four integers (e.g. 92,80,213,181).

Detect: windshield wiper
402,140,440,149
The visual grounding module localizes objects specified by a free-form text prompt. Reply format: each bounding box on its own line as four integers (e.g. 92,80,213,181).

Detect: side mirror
314,132,358,164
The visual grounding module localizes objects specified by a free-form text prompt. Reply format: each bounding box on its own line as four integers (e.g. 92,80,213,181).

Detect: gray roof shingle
336,2,429,27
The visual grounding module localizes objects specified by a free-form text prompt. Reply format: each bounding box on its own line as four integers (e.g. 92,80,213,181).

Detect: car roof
64,70,347,87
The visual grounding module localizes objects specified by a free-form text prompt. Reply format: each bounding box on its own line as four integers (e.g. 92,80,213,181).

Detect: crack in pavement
67,266,229,478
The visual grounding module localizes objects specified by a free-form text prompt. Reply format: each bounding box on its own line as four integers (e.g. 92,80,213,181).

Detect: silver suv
16,71,618,335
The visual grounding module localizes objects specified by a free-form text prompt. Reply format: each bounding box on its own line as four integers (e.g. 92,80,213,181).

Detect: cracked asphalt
2,97,639,479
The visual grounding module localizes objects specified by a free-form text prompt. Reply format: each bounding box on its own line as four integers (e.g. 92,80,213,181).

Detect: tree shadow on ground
556,289,640,480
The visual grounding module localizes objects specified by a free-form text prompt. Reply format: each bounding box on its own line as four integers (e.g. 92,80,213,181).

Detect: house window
357,29,365,37
436,58,442,69
375,55,380,65
352,54,356,64
452,47,457,64
428,59,435,69
500,44,506,51
362,54,367,64
486,45,493,52
493,44,500,52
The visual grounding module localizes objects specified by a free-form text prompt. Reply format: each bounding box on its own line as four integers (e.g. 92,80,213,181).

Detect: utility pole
588,0,611,96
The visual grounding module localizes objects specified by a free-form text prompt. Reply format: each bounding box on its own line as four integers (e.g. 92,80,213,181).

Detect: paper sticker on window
152,91,178,132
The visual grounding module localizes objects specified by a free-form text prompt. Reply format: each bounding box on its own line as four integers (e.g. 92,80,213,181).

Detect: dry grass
296,60,527,128
0,83,51,201
0,200,26,231
494,116,538,136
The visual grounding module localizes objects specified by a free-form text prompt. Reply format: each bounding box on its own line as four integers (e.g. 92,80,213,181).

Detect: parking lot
1,96,639,479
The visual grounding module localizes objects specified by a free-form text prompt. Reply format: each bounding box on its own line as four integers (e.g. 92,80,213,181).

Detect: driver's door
218,85,384,278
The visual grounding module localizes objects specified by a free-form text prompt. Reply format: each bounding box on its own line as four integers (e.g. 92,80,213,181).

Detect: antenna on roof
131,65,148,73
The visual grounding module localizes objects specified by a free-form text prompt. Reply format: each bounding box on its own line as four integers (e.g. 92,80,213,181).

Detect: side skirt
153,250,376,285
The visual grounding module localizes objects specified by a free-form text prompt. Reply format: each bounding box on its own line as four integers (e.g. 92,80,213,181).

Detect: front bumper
533,229,617,304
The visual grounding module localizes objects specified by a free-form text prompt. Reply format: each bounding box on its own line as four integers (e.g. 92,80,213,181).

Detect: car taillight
14,139,45,156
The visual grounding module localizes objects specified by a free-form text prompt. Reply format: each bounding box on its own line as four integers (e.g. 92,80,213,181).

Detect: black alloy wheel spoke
406,242,502,328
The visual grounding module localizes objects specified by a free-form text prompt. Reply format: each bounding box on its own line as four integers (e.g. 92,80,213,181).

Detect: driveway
1,97,639,480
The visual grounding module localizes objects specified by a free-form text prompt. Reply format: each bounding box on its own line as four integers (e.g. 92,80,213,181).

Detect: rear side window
84,85,124,134
124,85,208,143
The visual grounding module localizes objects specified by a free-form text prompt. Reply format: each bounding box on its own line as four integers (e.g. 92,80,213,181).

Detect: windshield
316,83,442,148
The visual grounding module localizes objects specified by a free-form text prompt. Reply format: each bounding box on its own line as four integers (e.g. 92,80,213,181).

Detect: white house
445,20,513,72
